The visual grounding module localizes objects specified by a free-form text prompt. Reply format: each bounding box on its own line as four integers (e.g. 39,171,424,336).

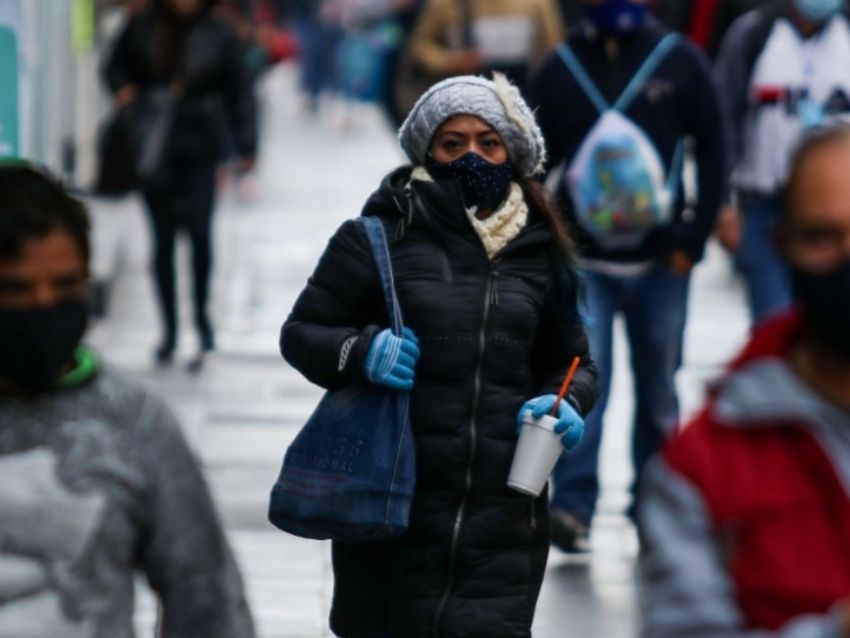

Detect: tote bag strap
360,216,404,336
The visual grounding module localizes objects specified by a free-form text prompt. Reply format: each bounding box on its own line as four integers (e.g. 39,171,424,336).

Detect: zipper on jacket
432,270,497,635
530,498,537,531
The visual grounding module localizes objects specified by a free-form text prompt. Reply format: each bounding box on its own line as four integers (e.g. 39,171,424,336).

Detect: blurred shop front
0,0,125,186
0,0,141,317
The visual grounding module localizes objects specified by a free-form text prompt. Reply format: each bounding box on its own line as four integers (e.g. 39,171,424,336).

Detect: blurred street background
87,65,748,637
2,1,753,636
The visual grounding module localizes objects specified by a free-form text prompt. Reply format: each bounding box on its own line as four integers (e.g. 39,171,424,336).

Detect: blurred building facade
0,0,123,185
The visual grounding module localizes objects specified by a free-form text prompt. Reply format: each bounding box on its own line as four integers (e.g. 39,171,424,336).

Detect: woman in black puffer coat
104,0,257,368
281,75,598,638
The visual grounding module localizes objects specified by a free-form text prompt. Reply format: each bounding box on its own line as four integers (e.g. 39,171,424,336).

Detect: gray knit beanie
398,74,547,177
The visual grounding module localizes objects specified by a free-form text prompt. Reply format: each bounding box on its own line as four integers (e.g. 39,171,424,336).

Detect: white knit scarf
409,166,529,260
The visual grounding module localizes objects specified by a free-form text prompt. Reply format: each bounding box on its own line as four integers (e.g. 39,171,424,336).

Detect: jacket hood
714,358,841,428
725,310,804,373
709,310,850,434
361,166,498,240
360,167,415,222
361,166,554,250
704,311,802,404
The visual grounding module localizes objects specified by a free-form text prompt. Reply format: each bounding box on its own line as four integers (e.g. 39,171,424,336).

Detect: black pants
142,157,218,347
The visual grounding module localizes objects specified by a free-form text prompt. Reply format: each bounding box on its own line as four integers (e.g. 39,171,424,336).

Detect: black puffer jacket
103,6,257,158
281,168,598,638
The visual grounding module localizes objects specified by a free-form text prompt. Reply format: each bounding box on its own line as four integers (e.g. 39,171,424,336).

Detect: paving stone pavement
84,65,750,638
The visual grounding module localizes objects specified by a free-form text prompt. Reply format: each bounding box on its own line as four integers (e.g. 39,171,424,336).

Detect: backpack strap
360,217,404,336
557,33,681,115
613,33,681,112
666,137,686,197
557,33,686,189
556,43,610,114
618,33,686,189
739,2,785,112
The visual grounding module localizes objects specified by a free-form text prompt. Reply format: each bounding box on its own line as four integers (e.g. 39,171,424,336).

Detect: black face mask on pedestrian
0,300,88,393
426,153,514,213
792,259,850,359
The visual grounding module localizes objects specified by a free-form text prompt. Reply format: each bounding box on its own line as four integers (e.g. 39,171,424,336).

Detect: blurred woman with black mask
104,0,258,370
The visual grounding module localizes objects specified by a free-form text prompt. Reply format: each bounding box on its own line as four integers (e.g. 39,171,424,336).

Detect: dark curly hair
0,163,90,265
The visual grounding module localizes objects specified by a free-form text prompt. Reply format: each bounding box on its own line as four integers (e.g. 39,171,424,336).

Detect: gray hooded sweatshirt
0,365,254,638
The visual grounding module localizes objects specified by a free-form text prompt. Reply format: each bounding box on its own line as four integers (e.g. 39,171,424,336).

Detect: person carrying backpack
713,0,850,326
528,0,726,553
406,0,565,96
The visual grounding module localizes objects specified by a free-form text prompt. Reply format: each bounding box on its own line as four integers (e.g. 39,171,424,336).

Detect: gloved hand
364,327,420,391
517,395,585,452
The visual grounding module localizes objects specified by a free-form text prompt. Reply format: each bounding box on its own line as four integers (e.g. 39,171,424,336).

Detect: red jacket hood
726,310,805,373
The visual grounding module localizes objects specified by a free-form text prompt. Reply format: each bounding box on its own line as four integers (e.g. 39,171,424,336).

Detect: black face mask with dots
792,259,850,359
426,153,514,213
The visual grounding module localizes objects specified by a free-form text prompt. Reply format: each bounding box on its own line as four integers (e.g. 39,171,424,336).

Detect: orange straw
550,356,582,417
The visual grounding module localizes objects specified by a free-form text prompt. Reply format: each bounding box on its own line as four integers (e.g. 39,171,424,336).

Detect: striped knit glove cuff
364,328,420,391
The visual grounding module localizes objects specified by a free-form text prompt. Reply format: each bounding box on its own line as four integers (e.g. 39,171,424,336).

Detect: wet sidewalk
86,65,749,638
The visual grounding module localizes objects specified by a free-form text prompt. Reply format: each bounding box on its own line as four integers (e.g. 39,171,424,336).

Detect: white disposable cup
507,412,563,497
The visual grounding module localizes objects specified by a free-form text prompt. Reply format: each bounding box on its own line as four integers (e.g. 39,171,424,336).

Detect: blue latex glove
364,327,420,391
516,395,585,452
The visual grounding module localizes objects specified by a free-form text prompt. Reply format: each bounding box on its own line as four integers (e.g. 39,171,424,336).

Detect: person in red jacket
638,122,850,637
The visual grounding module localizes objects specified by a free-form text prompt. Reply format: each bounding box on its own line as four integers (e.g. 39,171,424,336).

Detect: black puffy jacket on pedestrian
104,0,257,159
281,166,597,638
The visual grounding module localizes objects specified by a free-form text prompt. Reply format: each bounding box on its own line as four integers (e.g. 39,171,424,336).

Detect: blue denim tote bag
268,217,415,542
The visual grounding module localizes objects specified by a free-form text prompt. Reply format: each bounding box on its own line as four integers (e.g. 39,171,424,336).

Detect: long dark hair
518,176,585,323
518,177,575,259
149,0,214,81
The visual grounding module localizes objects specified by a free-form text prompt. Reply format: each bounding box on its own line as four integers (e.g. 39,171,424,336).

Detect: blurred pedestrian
639,123,850,638
280,75,597,637
653,0,769,56
0,163,254,636
103,0,257,369
714,0,850,326
529,0,725,552
323,0,413,127
216,0,269,204
380,0,428,126
216,0,259,51
406,0,565,96
290,0,342,113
